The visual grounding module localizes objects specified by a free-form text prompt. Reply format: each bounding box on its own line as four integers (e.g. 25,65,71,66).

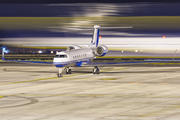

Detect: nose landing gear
57,67,72,77
57,67,65,77
93,66,99,74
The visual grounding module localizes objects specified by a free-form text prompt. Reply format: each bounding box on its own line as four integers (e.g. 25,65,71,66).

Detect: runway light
51,51,53,54
163,36,166,38
38,51,43,53
135,50,138,52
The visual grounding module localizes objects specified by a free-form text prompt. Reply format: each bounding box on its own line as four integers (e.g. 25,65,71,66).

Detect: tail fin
91,25,100,48
1,47,5,60
90,25,132,48
68,25,132,48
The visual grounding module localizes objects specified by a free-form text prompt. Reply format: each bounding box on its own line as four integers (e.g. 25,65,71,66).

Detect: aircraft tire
69,69,72,74
57,73,63,77
93,68,97,74
65,69,68,74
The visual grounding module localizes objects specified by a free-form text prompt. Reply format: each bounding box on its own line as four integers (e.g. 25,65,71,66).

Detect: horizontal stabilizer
68,25,132,29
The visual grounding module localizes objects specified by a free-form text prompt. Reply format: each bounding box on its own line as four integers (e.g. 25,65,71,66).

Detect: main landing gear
57,67,72,77
93,66,99,74
66,68,72,74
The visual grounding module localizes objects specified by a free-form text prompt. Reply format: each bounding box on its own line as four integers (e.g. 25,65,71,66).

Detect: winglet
1,47,5,60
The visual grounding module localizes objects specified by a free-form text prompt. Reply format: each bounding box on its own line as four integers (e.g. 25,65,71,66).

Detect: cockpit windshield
54,54,67,58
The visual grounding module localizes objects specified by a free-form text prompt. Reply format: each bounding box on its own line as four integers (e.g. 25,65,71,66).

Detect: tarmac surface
1,62,180,120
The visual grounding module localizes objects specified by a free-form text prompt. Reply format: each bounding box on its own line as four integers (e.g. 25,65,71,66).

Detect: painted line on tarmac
0,68,126,86
141,103,180,117
102,78,118,80
0,96,4,98
100,68,126,73
0,77,59,86
0,112,180,117
3,94,180,98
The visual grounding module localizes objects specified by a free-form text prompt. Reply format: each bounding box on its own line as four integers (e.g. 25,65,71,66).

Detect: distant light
141,50,142,51
51,51,53,54
38,51,43,53
163,36,166,38
122,51,123,53
56,51,58,54
99,36,102,38
135,50,138,52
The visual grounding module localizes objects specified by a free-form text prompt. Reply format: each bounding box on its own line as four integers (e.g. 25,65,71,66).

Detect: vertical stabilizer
89,25,132,49
90,25,100,49
1,47,5,60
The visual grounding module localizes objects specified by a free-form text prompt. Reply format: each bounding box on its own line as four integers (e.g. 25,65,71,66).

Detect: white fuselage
53,48,94,67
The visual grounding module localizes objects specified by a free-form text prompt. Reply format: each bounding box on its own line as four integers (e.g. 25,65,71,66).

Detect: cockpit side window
55,55,59,58
54,54,67,58
59,55,67,58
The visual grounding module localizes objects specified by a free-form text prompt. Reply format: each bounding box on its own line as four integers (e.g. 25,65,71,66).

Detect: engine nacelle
67,45,81,51
95,45,108,57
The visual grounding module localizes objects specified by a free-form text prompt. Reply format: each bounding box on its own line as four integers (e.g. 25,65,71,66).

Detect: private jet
2,25,179,77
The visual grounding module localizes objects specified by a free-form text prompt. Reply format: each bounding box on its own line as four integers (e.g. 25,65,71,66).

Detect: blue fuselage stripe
53,57,93,67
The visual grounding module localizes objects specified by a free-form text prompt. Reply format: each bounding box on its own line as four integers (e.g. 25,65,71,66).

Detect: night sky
0,0,180,3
